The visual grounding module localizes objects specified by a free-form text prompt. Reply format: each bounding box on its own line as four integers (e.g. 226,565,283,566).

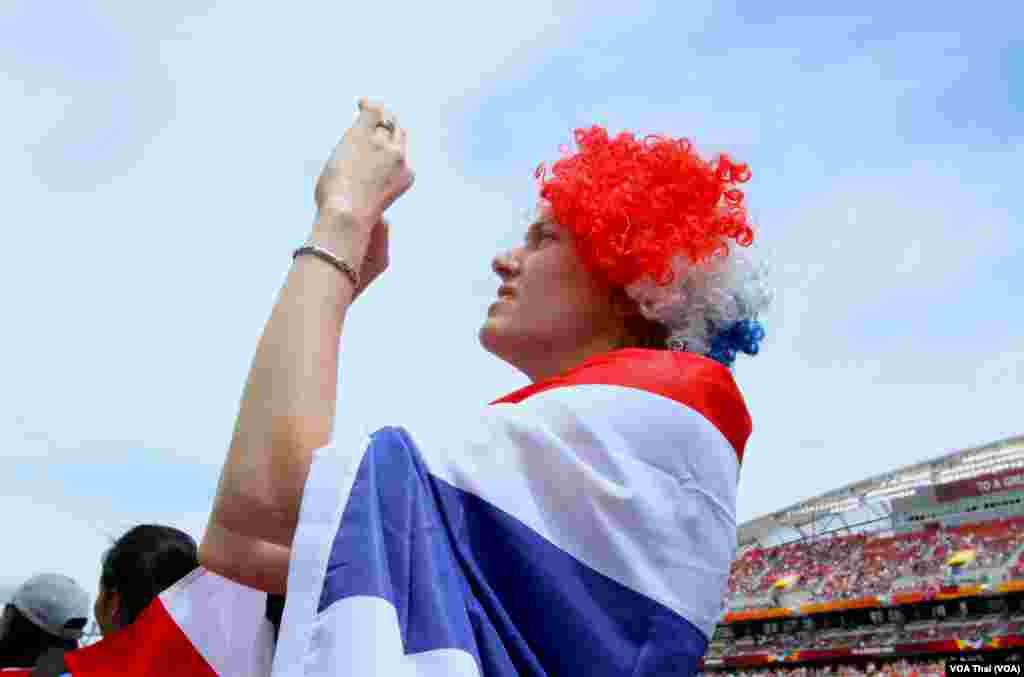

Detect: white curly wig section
624,243,774,358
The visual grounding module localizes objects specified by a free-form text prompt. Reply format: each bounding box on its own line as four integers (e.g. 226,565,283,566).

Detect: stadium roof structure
737,434,1024,547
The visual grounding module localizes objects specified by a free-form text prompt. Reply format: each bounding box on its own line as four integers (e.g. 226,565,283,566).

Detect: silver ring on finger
376,119,396,134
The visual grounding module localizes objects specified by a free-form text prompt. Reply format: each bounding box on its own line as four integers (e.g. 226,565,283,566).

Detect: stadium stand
711,658,952,675
705,435,1024,674
723,517,1024,608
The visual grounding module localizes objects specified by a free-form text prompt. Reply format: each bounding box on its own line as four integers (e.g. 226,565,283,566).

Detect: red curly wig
536,125,754,288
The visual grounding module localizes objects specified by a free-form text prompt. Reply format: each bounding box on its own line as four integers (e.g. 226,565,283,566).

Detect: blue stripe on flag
317,426,707,676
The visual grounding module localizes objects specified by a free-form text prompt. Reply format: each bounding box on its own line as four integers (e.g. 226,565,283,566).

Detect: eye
525,223,557,248
534,230,557,245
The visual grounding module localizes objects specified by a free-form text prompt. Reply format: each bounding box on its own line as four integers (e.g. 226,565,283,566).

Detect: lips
497,285,516,300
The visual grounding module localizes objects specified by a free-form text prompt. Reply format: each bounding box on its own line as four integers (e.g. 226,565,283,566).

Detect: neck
516,335,622,384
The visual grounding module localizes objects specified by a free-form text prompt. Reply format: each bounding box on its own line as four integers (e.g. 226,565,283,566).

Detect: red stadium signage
851,647,894,655
723,608,794,623
935,467,1024,502
721,582,1024,625
724,588,992,624
710,636,1024,668
891,592,927,605
799,596,883,615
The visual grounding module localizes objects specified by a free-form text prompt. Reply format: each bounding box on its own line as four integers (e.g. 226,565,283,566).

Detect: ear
608,286,642,321
106,589,122,627
606,287,640,348
608,286,669,350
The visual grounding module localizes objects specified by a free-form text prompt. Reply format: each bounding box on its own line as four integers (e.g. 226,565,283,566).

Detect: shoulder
570,348,738,397
495,349,753,462
632,351,753,464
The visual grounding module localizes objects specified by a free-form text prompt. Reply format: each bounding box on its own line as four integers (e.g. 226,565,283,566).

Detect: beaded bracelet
292,245,359,289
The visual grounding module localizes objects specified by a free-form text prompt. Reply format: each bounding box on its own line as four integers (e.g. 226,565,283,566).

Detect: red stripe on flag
63,597,216,676
491,348,752,462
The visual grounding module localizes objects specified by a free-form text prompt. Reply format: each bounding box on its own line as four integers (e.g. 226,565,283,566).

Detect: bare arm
199,520,296,594
199,216,365,591
199,99,413,592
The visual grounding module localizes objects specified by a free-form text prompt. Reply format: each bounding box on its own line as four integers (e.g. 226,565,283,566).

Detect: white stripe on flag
276,380,737,673
275,442,486,677
412,383,738,638
272,431,370,677
160,567,275,676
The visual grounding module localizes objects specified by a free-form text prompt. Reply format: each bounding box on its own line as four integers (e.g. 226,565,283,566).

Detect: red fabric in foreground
491,348,752,463
62,598,215,676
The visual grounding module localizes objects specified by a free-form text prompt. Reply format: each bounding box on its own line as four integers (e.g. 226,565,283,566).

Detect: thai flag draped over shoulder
0,567,275,676
273,348,750,677
68,568,273,676
40,348,749,676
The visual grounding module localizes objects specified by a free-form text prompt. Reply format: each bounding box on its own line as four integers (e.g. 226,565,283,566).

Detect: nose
492,249,520,280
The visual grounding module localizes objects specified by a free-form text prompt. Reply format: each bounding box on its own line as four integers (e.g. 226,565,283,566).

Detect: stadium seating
707,615,1015,662
723,516,1024,609
707,517,1024,673
710,658,949,676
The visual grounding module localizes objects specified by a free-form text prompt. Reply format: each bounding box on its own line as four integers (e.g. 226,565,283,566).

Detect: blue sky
1,1,1021,601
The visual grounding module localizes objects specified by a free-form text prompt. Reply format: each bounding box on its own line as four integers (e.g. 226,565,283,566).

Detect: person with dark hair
12,525,201,677
0,573,89,669
93,524,199,635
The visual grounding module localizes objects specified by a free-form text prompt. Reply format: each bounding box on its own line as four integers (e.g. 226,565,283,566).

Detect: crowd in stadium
705,514,1024,672
725,517,1024,606
711,658,950,676
708,615,1015,657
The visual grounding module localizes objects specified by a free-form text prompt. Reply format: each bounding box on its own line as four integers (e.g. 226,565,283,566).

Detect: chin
478,321,501,356
479,320,525,365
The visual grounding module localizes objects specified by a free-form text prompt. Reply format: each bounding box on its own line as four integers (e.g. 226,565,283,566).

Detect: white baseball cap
10,573,90,640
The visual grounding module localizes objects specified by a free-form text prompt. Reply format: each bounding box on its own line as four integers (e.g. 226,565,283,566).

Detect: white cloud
0,74,73,154
0,495,111,597
974,350,1024,391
